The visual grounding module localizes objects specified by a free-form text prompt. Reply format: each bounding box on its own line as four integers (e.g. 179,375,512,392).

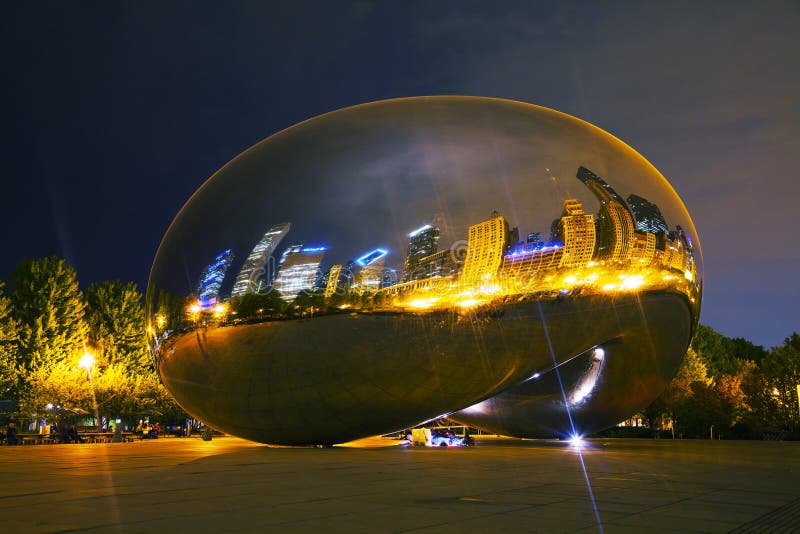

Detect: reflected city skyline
187,164,697,321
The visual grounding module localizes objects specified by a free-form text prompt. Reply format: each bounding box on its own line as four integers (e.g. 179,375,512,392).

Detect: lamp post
79,350,101,432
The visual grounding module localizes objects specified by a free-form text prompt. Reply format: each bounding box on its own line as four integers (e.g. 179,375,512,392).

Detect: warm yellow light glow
684,269,694,282
156,314,166,327
602,283,618,292
458,299,485,308
188,302,201,314
563,275,577,285
620,275,644,290
406,299,434,309
337,304,351,309
213,303,228,316
79,352,95,370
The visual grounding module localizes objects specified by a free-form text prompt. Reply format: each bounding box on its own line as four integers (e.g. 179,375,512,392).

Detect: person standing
6,422,19,445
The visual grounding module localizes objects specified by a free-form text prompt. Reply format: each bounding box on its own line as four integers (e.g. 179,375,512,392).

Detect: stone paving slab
1,437,799,533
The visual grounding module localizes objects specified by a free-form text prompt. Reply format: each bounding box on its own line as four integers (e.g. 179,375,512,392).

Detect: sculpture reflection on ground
148,97,701,445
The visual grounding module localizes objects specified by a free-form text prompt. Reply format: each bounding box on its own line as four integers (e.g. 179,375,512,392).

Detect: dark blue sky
1,1,798,348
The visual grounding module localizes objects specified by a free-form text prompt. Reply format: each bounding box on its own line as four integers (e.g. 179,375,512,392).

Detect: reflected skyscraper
627,194,668,236
556,199,595,269
273,245,326,301
627,193,669,250
460,212,509,285
197,249,234,308
353,248,388,293
576,166,629,207
577,167,635,262
232,222,291,297
402,224,440,282
381,268,400,288
323,264,343,298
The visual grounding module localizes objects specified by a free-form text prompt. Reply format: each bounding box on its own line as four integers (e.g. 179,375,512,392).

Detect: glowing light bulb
569,434,585,448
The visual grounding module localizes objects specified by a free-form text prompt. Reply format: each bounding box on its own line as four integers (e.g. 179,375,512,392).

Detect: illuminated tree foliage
755,334,800,431
85,281,151,374
0,282,19,398
0,257,187,428
643,327,800,439
691,324,768,377
10,257,89,373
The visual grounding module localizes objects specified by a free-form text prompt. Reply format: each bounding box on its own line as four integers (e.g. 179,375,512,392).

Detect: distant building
197,249,235,308
402,224,440,282
664,226,692,273
526,232,541,244
323,264,343,298
414,249,461,279
353,248,388,293
627,194,669,247
460,211,508,286
576,166,629,208
231,222,291,297
273,245,326,302
576,167,634,263
381,268,400,288
556,199,596,269
630,232,657,265
501,243,563,281
506,226,520,252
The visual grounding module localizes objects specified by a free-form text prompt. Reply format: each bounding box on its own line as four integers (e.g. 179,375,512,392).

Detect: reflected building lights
273,244,326,301
231,222,291,298
196,249,234,309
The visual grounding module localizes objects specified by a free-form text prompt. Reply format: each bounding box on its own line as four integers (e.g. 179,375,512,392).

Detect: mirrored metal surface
147,96,702,445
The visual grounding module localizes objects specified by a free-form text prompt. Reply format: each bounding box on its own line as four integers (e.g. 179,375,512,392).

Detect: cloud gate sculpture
147,96,702,445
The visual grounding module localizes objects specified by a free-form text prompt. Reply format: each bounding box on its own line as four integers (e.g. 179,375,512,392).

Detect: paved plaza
2,436,799,533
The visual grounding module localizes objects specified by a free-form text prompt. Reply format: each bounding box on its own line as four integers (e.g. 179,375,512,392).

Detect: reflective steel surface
147,96,702,445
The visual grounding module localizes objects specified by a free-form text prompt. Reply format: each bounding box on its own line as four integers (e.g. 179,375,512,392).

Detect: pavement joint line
727,496,800,533
394,504,543,533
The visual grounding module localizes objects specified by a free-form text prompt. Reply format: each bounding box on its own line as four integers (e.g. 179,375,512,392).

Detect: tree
0,282,19,399
10,257,89,373
645,347,711,436
713,361,754,427
85,281,151,374
19,360,91,422
691,324,768,377
757,334,800,432
231,290,286,321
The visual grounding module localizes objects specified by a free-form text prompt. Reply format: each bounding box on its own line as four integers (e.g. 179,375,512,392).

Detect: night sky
2,1,798,348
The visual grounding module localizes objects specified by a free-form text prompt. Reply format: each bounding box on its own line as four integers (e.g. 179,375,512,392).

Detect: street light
79,351,94,371
80,350,101,432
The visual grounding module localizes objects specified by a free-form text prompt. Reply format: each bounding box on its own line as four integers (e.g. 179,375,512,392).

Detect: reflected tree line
4,256,799,439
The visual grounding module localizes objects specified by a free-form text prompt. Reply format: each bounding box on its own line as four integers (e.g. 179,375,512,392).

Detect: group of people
0,422,19,445
135,420,160,439
56,423,85,443
0,422,84,445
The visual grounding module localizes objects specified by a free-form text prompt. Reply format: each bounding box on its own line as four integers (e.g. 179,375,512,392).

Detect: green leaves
85,280,151,374
647,329,800,438
2,257,186,426
10,257,89,371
